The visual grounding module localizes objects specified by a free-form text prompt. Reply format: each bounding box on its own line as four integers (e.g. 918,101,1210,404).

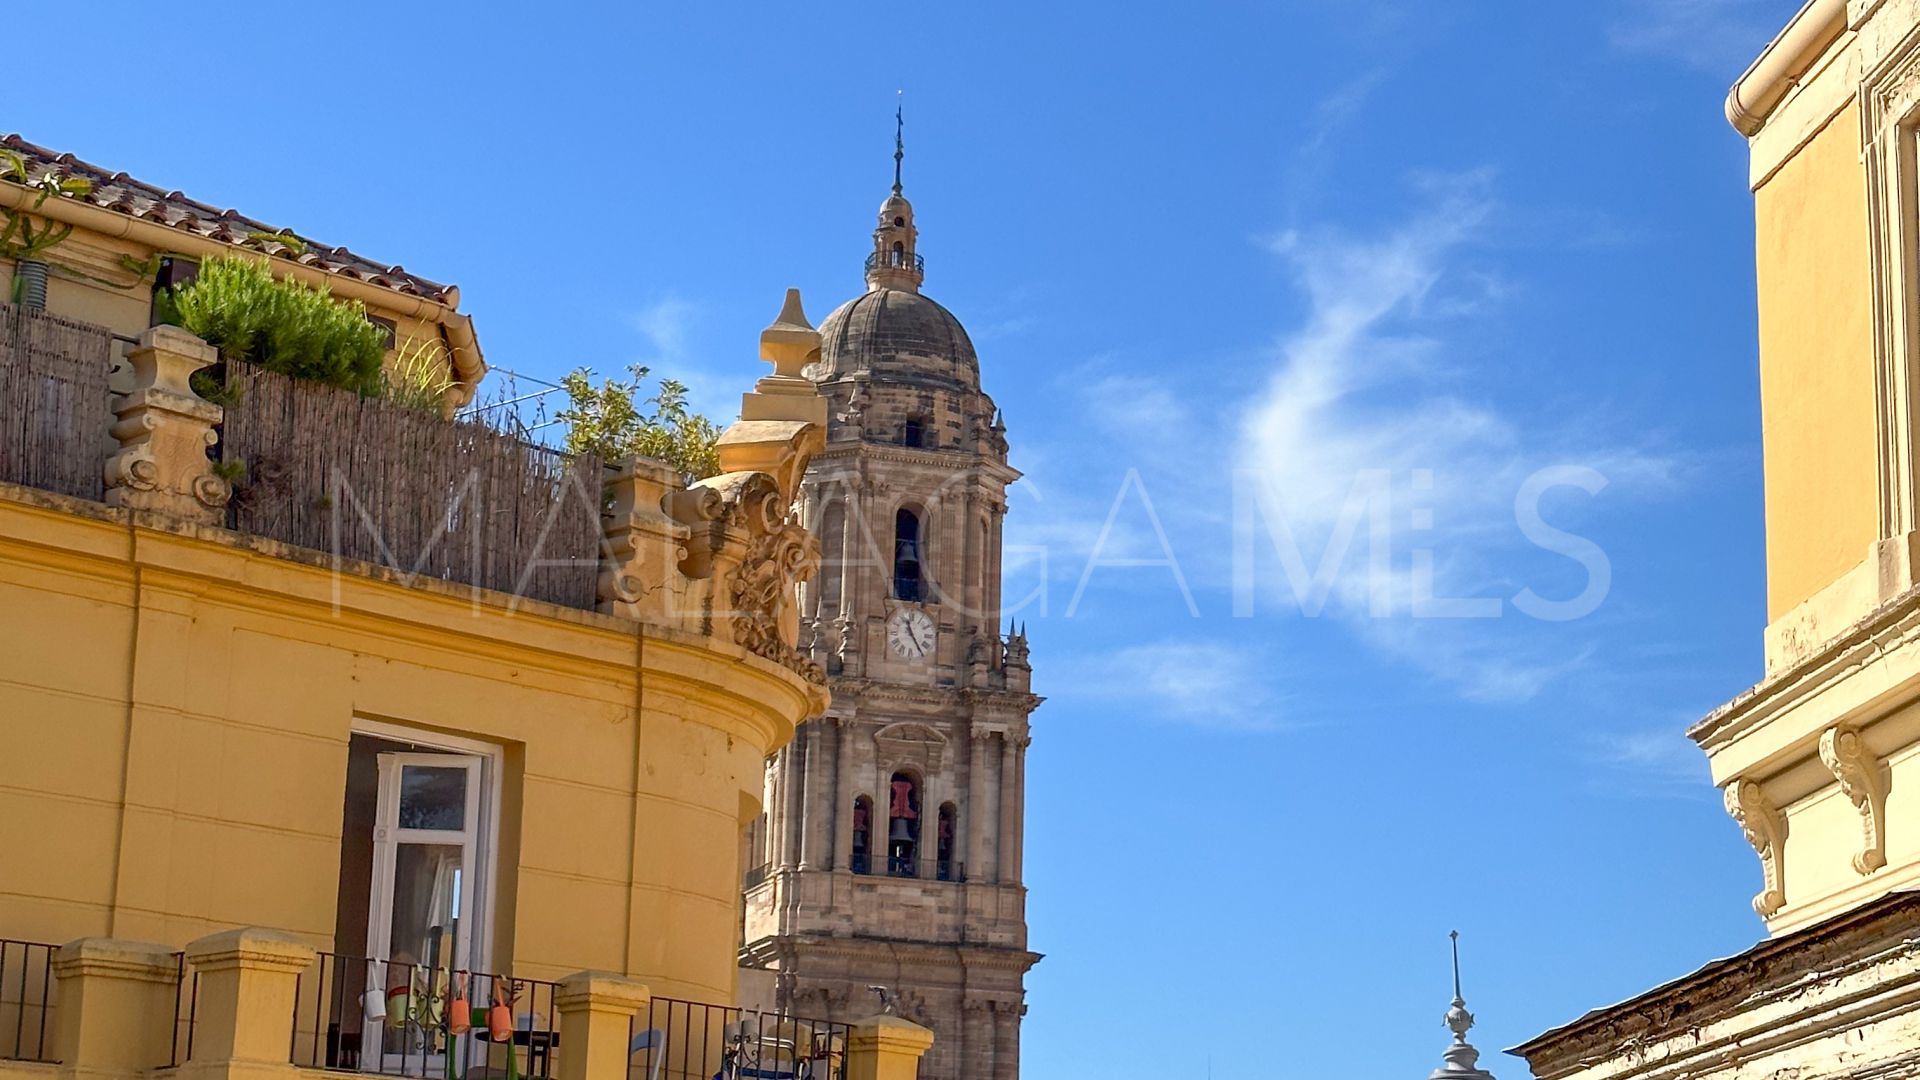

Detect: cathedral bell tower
738,112,1040,1080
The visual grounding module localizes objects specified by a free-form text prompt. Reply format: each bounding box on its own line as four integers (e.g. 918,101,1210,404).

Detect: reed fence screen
0,301,113,501
219,365,604,609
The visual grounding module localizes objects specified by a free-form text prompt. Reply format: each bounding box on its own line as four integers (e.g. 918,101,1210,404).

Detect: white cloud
1234,170,1684,701
1585,724,1712,797
1047,640,1287,730
622,294,750,422
1611,0,1782,75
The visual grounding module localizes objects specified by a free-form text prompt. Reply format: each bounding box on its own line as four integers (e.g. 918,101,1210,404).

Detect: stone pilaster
968,729,992,884
996,734,1018,884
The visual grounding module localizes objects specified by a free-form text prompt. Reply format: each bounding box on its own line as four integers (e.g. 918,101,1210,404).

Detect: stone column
780,740,805,869
51,938,180,1079
846,1015,934,1080
992,1006,1020,1080
838,488,857,621
997,734,1018,884
1012,736,1028,882
801,719,832,870
967,729,991,884
962,1000,994,1080
985,504,1005,638
180,928,315,1076
104,326,230,525
554,972,650,1080
833,716,856,871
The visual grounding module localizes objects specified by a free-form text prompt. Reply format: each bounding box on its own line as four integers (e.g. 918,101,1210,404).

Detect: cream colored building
1513,2,1920,1076
738,157,1040,1080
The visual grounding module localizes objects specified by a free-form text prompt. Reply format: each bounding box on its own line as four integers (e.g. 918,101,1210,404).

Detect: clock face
887,609,936,661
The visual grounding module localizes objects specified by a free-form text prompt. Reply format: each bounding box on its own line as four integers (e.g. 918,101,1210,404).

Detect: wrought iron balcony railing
863,251,925,274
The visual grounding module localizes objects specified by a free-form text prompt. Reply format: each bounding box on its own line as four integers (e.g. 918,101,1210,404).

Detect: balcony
4,932,874,1080
862,251,924,275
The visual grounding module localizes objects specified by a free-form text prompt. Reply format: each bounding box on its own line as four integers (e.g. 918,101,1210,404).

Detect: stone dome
814,287,980,391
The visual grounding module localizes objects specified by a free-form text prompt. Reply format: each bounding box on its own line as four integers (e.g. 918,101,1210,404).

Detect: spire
1428,932,1495,1080
893,91,905,196
865,96,923,293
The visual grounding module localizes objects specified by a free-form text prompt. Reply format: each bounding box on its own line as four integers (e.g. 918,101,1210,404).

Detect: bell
888,818,913,842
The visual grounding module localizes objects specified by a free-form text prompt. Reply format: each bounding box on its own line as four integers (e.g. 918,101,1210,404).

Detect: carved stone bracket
1819,724,1889,875
104,326,230,524
1725,778,1788,918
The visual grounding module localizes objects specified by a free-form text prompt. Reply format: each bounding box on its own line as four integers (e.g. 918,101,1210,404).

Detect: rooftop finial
893,91,905,196
1429,931,1495,1080
1450,929,1463,1003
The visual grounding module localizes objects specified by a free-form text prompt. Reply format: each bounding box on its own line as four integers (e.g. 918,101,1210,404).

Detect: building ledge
1509,889,1920,1080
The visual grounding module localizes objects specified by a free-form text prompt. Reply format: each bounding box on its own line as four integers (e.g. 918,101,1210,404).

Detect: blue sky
13,0,1806,1074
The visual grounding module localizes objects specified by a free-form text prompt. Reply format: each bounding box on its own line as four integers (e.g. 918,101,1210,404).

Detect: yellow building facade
0,140,935,1080
1515,2,1920,1077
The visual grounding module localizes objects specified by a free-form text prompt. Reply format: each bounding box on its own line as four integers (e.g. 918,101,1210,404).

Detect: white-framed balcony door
363,749,488,1076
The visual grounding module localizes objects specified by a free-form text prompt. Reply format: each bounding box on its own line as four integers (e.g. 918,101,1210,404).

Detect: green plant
382,338,455,413
160,256,387,394
557,364,721,481
210,458,247,486
0,149,93,302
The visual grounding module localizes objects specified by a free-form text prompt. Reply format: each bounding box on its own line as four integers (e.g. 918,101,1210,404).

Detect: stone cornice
1689,579,1920,752
812,442,1021,485
829,676,1042,717
754,934,1042,974
1509,890,1920,1078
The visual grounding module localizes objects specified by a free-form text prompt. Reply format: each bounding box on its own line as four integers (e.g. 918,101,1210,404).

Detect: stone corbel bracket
1819,724,1889,875
679,470,823,684
104,325,231,524
1724,777,1788,918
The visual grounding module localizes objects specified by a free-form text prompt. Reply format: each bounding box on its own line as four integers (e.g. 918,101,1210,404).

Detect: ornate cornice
1690,579,1920,751
828,676,1042,715
1510,891,1920,1079
811,442,1021,485
754,933,1042,974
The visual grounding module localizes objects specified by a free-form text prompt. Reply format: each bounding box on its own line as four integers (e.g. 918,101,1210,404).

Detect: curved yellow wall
1755,100,1880,621
0,488,811,1004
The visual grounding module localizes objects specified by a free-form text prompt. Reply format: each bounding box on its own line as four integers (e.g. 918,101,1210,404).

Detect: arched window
851,795,873,875
893,509,923,602
937,803,958,881
901,418,924,448
890,240,905,265
886,772,920,877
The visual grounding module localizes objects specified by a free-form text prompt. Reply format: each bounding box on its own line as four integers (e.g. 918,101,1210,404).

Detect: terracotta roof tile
1,133,457,305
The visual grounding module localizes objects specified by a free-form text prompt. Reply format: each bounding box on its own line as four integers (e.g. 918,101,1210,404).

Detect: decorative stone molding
1820,724,1890,874
1725,778,1789,917
104,325,230,523
597,289,829,688
597,457,692,620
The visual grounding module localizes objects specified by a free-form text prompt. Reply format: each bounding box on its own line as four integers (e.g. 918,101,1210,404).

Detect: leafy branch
556,364,721,482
